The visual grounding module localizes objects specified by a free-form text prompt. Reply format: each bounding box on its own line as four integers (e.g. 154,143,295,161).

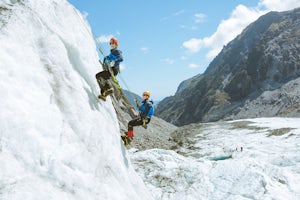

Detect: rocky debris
228,77,300,119
131,116,178,151
109,82,178,151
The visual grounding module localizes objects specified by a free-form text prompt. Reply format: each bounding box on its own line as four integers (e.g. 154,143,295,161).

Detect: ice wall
0,0,152,199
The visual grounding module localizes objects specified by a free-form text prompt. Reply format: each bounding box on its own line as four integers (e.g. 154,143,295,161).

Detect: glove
142,117,148,129
110,61,115,66
142,117,149,126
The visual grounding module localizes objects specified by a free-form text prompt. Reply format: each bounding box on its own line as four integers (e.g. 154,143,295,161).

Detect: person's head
142,91,151,99
110,37,118,49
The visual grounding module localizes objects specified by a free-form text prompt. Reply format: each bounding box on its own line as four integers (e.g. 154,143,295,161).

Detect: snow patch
131,118,300,199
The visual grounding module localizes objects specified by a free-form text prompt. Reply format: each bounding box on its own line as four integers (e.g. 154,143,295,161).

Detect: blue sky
68,0,300,100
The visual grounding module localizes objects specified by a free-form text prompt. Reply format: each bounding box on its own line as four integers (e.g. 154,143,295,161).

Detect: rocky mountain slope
156,7,300,126
108,84,177,151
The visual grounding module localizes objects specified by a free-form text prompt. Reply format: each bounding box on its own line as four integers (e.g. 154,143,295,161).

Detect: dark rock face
156,8,300,126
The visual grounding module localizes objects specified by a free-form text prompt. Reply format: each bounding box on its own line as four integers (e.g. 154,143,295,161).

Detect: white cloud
258,0,300,11
180,24,198,30
204,5,264,59
161,57,175,65
183,5,263,60
82,11,89,18
188,63,199,68
182,0,300,61
180,56,188,60
182,38,204,53
96,33,121,44
179,13,205,30
194,13,206,23
161,9,185,21
140,47,149,54
96,34,114,43
173,9,185,16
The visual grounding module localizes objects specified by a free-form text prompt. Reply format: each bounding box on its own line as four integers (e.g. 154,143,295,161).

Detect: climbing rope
73,8,138,110
91,28,139,107
97,43,121,87
98,44,139,110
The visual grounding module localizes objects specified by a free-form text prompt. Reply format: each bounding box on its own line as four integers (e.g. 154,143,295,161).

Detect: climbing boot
121,132,133,147
98,94,106,101
142,124,148,129
103,88,114,96
98,88,114,101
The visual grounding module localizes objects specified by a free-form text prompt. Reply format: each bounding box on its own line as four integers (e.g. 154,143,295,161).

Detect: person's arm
111,49,123,63
146,103,154,118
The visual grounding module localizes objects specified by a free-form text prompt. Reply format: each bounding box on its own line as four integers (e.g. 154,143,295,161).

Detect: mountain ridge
156,7,300,126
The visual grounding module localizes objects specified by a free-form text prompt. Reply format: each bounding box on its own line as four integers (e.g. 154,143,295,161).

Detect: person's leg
96,71,113,97
112,66,120,76
127,118,143,138
141,117,151,129
95,72,105,94
122,118,142,146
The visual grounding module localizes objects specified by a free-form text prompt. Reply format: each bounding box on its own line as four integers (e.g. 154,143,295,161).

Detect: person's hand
142,117,149,125
142,117,149,129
